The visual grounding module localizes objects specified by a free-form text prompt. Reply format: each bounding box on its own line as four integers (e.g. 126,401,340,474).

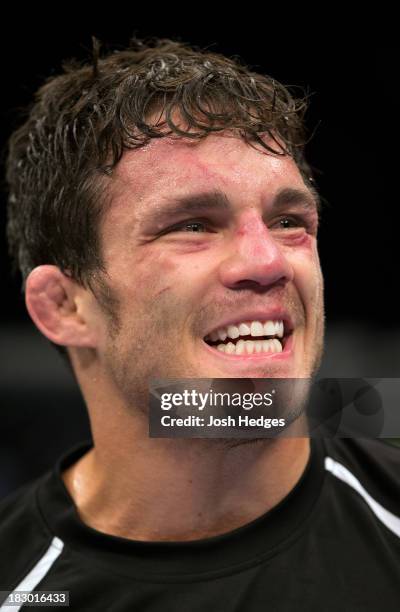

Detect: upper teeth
207,320,284,343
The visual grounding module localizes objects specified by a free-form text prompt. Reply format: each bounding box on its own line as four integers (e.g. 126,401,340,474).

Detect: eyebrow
145,185,320,226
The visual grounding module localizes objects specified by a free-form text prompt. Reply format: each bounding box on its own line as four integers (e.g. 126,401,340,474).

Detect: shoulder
323,437,400,470
322,438,400,517
0,477,40,522
0,474,56,589
0,474,51,543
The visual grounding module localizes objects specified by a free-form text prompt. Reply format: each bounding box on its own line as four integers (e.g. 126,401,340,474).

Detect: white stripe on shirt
325,456,400,538
0,536,64,612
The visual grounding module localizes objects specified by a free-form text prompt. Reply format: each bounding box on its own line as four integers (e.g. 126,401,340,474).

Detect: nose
218,212,294,289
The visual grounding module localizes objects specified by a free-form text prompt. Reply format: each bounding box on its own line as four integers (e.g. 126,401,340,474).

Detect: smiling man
1,37,399,611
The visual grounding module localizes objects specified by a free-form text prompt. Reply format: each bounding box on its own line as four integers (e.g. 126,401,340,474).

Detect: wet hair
5,35,318,362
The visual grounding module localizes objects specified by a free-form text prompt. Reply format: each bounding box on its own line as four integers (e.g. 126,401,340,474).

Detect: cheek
289,242,324,307
113,250,181,303
110,249,210,338
132,249,214,300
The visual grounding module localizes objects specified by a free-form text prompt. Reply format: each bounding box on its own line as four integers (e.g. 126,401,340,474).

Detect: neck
63,432,310,541
63,355,310,541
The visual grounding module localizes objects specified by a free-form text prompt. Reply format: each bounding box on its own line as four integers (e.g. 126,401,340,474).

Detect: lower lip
202,333,294,362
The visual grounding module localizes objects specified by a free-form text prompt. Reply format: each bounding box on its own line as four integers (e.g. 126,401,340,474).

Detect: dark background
0,16,398,498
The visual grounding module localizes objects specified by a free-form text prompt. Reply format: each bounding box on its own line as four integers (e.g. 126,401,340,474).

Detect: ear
25,265,98,348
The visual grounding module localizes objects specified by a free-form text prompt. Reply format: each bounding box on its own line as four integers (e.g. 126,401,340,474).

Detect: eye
162,220,209,234
179,221,207,232
272,215,306,229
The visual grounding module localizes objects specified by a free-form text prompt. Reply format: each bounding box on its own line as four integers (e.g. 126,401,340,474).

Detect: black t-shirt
0,438,399,611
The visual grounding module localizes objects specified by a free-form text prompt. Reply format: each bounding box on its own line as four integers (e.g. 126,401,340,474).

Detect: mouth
203,318,294,359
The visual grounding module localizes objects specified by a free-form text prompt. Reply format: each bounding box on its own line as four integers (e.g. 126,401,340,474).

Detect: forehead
106,132,308,221
102,132,305,238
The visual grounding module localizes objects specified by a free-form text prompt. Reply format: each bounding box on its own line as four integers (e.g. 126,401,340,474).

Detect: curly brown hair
5,35,317,289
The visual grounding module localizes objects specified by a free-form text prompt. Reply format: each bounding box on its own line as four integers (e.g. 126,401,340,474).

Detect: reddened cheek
278,232,315,249
288,246,323,302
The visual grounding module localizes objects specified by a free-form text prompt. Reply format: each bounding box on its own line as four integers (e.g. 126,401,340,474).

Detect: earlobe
25,265,97,348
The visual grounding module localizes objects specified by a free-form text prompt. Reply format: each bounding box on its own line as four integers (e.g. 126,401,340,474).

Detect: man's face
91,132,324,407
